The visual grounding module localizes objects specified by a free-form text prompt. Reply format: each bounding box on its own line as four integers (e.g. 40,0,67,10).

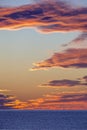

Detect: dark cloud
42,79,81,87
83,76,87,82
41,75,87,87
58,93,87,102
0,94,16,109
31,48,87,70
42,94,87,103
0,93,29,109
0,0,87,32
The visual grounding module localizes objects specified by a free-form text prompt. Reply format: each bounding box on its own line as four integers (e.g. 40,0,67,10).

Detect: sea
0,110,87,130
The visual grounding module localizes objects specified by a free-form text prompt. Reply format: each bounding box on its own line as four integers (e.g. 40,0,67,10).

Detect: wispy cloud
63,32,87,48
70,32,87,43
27,93,87,110
0,0,87,32
31,48,87,70
0,0,87,110
83,76,87,82
0,91,87,110
0,93,16,109
0,89,10,92
0,93,30,109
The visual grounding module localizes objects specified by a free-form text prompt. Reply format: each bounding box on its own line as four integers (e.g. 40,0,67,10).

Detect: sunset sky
0,0,87,110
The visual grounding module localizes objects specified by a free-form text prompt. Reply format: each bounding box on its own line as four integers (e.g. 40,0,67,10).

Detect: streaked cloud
0,92,87,110
0,89,10,92
41,79,81,87
0,0,87,111
0,93,16,109
0,0,87,32
27,93,87,110
40,75,87,88
0,93,29,109
70,32,87,43
31,48,87,70
63,32,87,48
82,76,87,82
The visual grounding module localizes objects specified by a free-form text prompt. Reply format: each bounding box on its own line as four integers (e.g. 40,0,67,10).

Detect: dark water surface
0,110,87,130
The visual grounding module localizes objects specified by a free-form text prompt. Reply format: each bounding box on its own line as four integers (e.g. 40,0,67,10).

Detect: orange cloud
0,93,29,109
0,89,9,92
31,48,87,70
27,93,87,110
0,92,87,110
0,93,16,109
0,0,87,32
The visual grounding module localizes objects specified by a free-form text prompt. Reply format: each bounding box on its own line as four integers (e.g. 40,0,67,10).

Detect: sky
0,0,87,110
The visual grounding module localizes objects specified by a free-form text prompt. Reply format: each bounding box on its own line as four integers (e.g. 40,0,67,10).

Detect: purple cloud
31,48,87,70
41,75,87,87
0,0,87,33
42,79,81,87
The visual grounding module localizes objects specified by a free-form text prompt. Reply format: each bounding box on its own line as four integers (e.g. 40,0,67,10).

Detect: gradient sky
0,0,87,110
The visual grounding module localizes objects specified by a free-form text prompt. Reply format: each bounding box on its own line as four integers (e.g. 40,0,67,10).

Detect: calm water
0,110,87,130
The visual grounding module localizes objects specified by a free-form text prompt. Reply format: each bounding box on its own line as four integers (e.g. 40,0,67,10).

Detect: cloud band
0,0,87,32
